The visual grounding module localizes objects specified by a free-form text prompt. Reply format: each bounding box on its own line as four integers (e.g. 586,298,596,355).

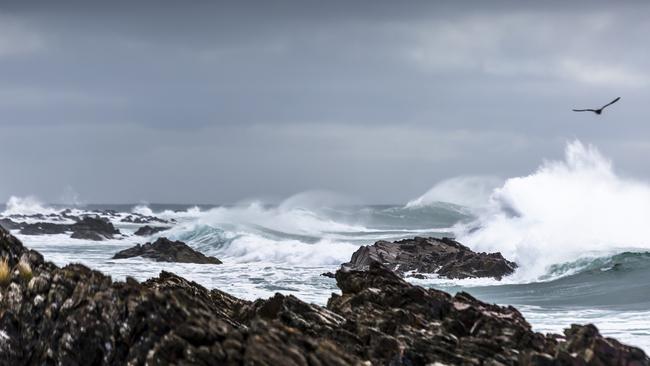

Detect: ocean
2,140,649,351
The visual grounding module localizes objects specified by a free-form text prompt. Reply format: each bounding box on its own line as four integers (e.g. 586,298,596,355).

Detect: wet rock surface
1,226,647,365
112,237,222,264
121,214,170,224
343,236,518,280
134,225,171,236
70,216,121,240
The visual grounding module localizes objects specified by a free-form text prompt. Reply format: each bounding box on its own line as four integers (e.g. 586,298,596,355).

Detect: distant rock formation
343,236,517,280
18,222,69,235
133,225,170,236
1,215,120,241
112,237,222,264
0,218,19,230
121,214,170,224
70,216,120,241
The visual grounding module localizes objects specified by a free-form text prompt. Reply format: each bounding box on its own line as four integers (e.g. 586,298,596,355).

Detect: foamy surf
454,140,650,282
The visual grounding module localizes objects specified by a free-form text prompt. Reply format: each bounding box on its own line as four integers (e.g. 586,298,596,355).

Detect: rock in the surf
18,222,70,235
0,218,23,231
121,214,169,224
133,225,171,236
112,237,222,264
70,216,121,240
343,236,517,280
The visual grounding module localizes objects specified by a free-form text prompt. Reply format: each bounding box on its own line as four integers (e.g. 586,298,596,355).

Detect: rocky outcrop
1,215,120,241
17,222,70,235
1,226,647,365
112,237,222,264
0,219,69,235
121,214,170,224
134,225,170,236
0,218,19,230
343,236,517,280
70,216,120,240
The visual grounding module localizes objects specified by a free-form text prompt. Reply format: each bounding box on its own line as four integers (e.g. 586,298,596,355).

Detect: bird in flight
573,97,621,115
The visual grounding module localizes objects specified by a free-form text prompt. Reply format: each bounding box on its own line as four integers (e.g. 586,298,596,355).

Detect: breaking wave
2,196,58,216
454,140,650,282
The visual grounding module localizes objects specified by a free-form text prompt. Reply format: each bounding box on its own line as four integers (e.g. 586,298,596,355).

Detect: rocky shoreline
0,225,647,365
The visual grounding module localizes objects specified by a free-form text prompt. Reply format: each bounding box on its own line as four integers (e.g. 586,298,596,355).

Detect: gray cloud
1,1,649,204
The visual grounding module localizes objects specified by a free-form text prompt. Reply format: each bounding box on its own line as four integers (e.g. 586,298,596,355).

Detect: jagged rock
70,216,120,241
121,214,168,224
19,222,70,235
0,226,647,366
134,225,171,236
343,236,517,280
112,237,222,264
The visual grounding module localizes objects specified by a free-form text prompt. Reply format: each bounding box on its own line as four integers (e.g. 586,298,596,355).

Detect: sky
1,0,649,204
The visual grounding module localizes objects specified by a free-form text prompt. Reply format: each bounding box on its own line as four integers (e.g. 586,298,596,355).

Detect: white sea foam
454,140,650,281
131,204,155,216
2,196,58,216
216,233,358,265
519,306,650,351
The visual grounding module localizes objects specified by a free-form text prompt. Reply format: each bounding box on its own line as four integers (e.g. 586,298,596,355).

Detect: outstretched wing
572,109,597,112
600,97,621,110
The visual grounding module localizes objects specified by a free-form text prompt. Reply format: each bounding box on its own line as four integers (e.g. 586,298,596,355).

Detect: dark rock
112,237,222,264
320,272,336,278
0,226,647,366
343,236,517,280
70,216,120,241
2,214,120,241
134,225,171,236
60,209,79,221
121,214,169,224
19,222,70,235
0,218,20,230
0,217,73,235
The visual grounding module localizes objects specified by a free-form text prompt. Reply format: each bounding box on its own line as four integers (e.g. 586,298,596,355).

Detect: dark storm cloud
1,1,649,203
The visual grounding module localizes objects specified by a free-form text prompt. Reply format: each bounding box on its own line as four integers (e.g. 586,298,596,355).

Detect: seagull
573,97,621,115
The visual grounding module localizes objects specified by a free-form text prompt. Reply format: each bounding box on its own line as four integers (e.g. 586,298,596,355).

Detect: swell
431,251,650,310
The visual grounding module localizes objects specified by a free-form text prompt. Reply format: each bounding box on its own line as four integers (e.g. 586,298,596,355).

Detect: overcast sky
1,1,649,204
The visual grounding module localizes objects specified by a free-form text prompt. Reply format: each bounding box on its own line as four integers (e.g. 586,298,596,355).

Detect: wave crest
3,196,57,216
406,176,502,208
457,140,650,281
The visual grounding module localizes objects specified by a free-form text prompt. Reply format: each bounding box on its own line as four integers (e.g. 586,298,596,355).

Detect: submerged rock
0,226,647,365
343,236,517,280
121,214,169,224
133,225,171,236
112,237,222,264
